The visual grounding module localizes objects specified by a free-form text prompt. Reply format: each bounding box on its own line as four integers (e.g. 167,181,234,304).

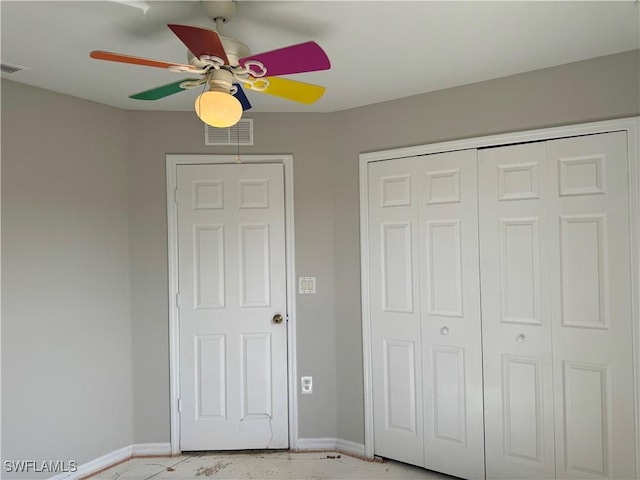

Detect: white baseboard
49,445,132,480
295,437,339,451
131,443,172,456
295,437,367,458
49,443,172,480
336,438,367,458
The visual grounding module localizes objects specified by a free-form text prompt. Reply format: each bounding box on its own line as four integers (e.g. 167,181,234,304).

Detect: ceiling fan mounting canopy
202,0,237,24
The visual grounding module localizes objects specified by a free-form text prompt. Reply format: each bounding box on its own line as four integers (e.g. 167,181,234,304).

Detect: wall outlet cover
301,376,313,394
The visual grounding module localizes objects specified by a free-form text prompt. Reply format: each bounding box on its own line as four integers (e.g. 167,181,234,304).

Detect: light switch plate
298,276,316,294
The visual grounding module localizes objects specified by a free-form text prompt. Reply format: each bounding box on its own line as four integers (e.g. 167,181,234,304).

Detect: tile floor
88,451,459,480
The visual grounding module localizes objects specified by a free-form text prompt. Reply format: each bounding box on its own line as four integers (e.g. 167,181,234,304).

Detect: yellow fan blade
246,77,326,104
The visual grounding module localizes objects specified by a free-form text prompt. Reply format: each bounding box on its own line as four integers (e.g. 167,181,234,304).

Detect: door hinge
174,187,178,203
178,397,183,413
176,293,181,308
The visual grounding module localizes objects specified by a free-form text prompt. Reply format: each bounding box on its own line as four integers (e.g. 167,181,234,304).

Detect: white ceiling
1,1,639,113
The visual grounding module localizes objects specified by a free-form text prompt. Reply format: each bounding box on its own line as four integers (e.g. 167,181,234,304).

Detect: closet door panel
368,158,424,467
419,150,485,479
547,132,636,480
479,143,556,480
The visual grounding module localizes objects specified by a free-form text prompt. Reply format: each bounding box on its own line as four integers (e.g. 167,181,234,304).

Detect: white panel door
418,150,485,479
368,158,424,467
479,143,557,479
177,163,288,450
547,132,635,479
481,132,636,480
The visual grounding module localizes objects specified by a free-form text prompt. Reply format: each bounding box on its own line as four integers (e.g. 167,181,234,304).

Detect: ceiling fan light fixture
195,88,243,129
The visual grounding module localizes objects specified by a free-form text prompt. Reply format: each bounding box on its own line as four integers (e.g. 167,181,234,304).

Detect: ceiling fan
90,0,331,127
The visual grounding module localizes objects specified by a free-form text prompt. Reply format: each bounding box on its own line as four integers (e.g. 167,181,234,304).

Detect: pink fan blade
168,24,229,64
239,41,330,77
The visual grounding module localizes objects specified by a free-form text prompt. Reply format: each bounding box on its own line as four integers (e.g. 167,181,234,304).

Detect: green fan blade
129,79,199,100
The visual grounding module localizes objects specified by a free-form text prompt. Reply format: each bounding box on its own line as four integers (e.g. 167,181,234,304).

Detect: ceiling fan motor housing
206,68,235,95
187,36,250,68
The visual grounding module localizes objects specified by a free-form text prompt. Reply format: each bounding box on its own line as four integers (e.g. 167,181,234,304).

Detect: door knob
440,326,449,335
272,314,284,325
516,334,525,343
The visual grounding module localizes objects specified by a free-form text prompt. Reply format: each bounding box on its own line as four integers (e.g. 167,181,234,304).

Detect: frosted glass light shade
195,91,243,128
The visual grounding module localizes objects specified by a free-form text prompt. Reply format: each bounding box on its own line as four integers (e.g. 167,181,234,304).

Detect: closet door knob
440,327,449,335
516,334,526,343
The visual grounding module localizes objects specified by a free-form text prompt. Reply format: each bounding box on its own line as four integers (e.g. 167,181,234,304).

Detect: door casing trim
166,154,297,454
358,117,640,471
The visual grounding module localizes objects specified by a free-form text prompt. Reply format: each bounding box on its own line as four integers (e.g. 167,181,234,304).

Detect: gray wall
1,82,133,478
1,49,638,474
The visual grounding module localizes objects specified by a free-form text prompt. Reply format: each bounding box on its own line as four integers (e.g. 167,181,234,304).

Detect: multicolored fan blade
247,77,326,104
233,84,252,111
240,41,330,77
90,50,197,71
168,24,229,64
129,79,200,101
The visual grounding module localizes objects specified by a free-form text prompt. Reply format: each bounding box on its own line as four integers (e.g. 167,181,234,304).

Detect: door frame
166,154,297,454
359,117,640,470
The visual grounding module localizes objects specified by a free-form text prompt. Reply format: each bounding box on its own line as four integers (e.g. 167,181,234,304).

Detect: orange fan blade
90,51,197,72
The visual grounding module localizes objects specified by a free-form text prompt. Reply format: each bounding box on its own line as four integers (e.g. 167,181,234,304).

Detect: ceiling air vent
1,63,27,74
205,119,254,146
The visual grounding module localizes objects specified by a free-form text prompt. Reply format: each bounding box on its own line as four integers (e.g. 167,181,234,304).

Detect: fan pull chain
235,126,242,164
196,81,208,113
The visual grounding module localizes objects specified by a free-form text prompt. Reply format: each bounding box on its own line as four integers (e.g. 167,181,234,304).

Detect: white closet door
547,132,636,479
418,150,485,479
481,132,636,480
479,143,556,479
368,158,424,467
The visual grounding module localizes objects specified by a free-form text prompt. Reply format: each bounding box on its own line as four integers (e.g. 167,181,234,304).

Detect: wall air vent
1,63,27,74
205,118,254,146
